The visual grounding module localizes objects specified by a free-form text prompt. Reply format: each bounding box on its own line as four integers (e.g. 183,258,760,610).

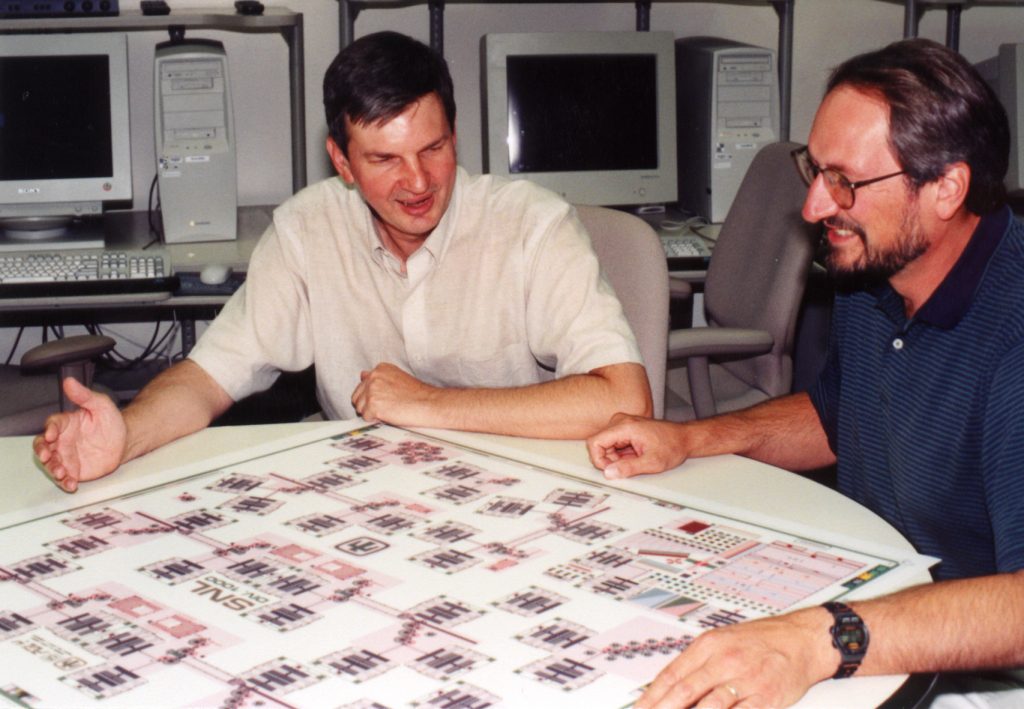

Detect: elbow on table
599,361,654,422
620,383,653,420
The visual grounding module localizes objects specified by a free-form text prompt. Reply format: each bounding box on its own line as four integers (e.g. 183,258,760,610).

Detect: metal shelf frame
894,0,1024,50
335,0,793,140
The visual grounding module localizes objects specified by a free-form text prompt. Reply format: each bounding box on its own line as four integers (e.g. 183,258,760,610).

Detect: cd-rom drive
154,39,237,243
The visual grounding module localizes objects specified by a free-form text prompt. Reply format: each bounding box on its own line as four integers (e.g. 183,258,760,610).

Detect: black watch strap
823,601,869,679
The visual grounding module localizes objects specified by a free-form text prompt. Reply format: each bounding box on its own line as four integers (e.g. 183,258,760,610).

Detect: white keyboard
0,250,177,298
661,234,712,268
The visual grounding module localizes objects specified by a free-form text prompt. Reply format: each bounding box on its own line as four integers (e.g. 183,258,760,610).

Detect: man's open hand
32,377,127,492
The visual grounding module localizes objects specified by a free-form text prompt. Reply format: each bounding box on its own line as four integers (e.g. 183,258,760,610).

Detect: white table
0,422,933,707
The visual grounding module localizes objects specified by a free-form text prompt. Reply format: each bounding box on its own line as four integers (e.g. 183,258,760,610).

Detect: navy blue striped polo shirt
810,206,1024,581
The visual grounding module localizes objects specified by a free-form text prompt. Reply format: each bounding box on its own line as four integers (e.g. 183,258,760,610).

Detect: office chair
665,141,819,421
575,205,669,418
0,334,116,436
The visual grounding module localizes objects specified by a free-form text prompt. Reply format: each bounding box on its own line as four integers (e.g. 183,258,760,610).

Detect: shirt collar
913,205,1011,328
871,206,1011,329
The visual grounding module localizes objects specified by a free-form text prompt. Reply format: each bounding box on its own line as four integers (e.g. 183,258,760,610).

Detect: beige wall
118,0,1024,207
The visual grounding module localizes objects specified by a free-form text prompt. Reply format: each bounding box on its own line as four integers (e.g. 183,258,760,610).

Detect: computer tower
675,37,779,223
154,39,237,243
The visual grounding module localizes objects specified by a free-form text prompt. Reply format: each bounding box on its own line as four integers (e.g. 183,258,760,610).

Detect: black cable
149,322,179,364
146,172,163,249
134,320,171,362
96,320,177,370
4,326,25,366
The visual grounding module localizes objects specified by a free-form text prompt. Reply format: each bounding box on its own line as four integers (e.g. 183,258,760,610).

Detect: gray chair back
703,141,819,399
576,205,669,418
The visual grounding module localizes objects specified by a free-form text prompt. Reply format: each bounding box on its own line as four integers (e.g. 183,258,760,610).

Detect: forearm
412,362,651,439
121,360,234,463
681,392,837,471
634,573,1024,709
850,571,1024,675
782,572,1024,689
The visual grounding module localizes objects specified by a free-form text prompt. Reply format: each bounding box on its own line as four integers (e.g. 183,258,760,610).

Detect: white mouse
199,263,232,285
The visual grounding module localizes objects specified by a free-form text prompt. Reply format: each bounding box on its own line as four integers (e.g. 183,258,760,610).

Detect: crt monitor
0,33,132,251
481,31,677,208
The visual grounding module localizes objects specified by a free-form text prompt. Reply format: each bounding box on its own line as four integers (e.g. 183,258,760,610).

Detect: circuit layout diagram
0,424,915,707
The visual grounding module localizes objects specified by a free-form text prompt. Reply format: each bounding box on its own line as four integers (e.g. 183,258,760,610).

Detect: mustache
823,217,867,241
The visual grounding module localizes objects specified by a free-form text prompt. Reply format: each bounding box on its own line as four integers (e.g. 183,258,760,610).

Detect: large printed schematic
0,424,915,707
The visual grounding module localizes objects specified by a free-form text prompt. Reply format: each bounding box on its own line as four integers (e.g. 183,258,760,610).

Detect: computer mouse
199,263,232,285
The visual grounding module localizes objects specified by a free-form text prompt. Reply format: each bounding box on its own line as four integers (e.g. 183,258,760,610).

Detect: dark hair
827,38,1009,215
323,31,456,156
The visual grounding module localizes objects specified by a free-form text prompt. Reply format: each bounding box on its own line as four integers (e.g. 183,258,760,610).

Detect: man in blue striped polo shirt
587,39,1024,708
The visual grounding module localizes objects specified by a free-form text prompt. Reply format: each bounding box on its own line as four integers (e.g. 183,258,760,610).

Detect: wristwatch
823,601,869,679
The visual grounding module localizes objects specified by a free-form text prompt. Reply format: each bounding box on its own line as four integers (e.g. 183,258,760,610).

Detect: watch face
836,621,866,652
825,603,867,678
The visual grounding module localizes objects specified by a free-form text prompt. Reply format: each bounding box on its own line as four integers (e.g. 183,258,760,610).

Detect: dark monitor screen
506,54,658,174
0,55,113,181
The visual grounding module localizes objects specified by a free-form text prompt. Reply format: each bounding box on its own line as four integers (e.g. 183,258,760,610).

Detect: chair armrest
668,327,773,420
20,335,116,371
667,327,774,360
669,275,693,300
20,335,117,413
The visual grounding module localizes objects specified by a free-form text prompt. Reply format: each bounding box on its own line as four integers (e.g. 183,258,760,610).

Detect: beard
822,204,928,290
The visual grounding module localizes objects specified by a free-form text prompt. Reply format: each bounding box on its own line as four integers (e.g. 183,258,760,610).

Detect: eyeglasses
791,146,905,209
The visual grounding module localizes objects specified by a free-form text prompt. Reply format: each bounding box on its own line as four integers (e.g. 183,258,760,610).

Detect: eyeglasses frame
791,146,906,209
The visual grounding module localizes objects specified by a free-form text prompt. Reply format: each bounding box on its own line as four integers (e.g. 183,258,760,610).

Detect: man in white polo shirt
34,31,650,492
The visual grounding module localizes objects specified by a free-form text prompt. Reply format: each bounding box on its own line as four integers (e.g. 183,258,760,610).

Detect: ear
326,136,355,185
932,161,971,221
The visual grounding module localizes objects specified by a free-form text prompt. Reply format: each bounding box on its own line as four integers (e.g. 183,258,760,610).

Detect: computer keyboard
661,233,712,270
0,250,178,299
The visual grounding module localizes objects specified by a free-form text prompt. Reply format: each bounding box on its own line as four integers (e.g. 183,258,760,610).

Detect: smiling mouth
824,218,865,244
397,192,436,213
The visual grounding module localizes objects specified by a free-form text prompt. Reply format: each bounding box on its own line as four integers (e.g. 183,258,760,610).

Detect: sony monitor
481,31,677,209
0,32,132,251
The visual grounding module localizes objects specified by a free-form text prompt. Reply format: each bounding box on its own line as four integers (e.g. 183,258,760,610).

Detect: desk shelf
0,7,307,194
336,0,794,140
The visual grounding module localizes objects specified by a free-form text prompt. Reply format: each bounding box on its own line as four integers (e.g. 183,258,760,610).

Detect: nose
400,157,429,193
801,173,840,224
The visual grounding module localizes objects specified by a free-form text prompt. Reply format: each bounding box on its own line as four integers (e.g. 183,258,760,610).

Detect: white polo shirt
190,167,641,419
